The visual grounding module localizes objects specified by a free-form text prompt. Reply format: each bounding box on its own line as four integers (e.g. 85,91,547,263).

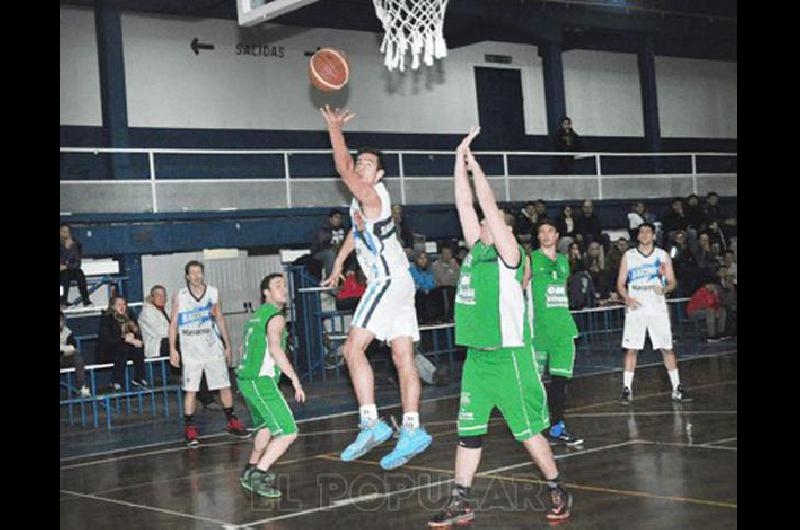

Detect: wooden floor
60,352,737,529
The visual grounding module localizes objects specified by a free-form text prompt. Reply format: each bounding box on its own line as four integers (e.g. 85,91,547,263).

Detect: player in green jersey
524,220,584,447
236,274,306,498
429,127,571,527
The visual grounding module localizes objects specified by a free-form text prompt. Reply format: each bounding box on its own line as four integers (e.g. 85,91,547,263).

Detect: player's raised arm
454,127,481,248
320,105,381,211
468,151,520,268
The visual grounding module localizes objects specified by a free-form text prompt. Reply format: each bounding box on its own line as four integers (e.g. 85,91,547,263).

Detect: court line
59,489,231,526
60,351,736,464
568,410,737,418
229,440,636,528
700,436,737,446
637,440,737,452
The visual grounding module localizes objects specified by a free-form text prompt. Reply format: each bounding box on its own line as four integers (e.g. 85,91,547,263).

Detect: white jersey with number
625,247,669,315
349,182,411,284
177,285,223,356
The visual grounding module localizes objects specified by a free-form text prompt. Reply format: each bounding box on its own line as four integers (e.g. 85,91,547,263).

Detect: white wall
563,50,644,137
60,6,103,126
655,57,737,138
118,13,547,134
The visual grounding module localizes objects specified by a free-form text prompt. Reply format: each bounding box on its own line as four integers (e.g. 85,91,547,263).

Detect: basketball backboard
236,0,321,27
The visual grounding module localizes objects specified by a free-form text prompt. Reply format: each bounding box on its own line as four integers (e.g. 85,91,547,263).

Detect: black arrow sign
190,37,215,55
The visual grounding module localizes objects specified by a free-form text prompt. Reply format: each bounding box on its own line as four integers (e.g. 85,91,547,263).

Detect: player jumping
320,105,432,470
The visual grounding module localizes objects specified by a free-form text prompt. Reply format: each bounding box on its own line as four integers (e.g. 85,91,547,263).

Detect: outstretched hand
457,126,481,154
320,104,356,130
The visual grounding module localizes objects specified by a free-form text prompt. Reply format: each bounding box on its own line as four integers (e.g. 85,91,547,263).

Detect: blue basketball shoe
340,419,394,462
380,426,433,470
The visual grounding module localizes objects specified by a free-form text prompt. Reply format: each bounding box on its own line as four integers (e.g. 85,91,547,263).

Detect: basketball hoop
371,0,450,72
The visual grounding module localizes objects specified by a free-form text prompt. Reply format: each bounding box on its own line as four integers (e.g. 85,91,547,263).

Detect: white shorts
621,309,673,351
351,273,420,343
180,338,231,392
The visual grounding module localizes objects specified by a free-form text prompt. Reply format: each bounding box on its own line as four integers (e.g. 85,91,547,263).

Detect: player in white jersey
617,223,691,404
319,105,431,470
169,260,250,447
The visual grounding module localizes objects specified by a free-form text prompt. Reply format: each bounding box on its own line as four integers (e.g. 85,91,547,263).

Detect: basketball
309,48,350,92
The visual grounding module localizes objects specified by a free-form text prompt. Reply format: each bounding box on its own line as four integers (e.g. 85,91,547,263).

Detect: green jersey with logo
455,241,528,349
529,250,579,339
237,303,287,380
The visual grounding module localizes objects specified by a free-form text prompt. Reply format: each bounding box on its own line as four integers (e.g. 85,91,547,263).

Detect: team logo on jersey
460,392,471,406
455,275,476,305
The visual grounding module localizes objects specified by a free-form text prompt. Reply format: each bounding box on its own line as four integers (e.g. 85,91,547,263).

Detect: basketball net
372,0,449,72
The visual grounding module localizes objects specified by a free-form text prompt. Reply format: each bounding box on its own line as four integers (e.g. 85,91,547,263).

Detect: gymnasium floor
60,350,737,529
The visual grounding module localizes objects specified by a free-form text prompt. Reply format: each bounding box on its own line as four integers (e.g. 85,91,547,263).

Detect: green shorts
533,335,577,378
457,347,549,442
237,376,297,436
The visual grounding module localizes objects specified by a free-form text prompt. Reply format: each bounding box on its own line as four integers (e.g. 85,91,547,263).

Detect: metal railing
60,147,737,213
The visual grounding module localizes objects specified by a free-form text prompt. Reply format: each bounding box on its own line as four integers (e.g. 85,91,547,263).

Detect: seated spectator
60,224,92,307
410,251,438,323
685,193,709,234
574,200,607,250
668,230,699,296
555,204,577,254
691,232,720,284
662,198,690,241
706,220,727,253
336,266,367,312
567,241,586,273
139,285,172,359
60,311,91,397
514,202,537,244
717,267,737,337
722,250,737,286
686,282,727,342
312,209,347,277
627,201,646,241
605,237,629,289
585,241,611,299
391,204,415,256
704,192,737,236
98,295,149,392
431,246,460,322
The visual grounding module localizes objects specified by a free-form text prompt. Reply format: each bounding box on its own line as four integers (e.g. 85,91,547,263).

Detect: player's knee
283,432,298,444
458,435,483,449
391,347,413,369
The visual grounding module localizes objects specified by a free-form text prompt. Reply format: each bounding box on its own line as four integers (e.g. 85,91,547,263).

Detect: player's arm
321,228,355,287
616,253,640,309
211,300,233,364
522,253,532,290
454,127,481,248
320,105,381,212
657,254,678,296
468,151,520,268
267,315,306,403
168,293,180,367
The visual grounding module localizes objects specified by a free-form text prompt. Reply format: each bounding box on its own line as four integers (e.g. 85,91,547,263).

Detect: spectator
60,224,92,307
514,202,537,244
723,250,737,286
567,241,586,273
585,241,611,299
704,192,737,234
431,246,460,322
627,201,646,241
97,295,149,392
718,267,737,337
534,200,549,222
668,230,699,296
410,251,438,323
686,282,726,342
312,209,347,277
606,237,629,285
555,205,577,253
662,198,690,240
555,117,580,174
336,266,367,312
139,285,172,359
391,204,414,255
574,200,606,249
691,232,720,284
60,311,91,398
685,193,709,234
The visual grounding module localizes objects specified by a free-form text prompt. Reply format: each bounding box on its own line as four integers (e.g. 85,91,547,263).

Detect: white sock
668,369,680,391
359,404,378,425
402,412,420,431
623,371,634,390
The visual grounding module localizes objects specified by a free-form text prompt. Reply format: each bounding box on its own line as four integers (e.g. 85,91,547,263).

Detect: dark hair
707,191,719,197
672,198,683,205
260,273,283,303
535,199,546,206
638,222,656,233
356,147,385,171
150,284,166,295
328,208,342,218
537,219,558,232
185,260,204,276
